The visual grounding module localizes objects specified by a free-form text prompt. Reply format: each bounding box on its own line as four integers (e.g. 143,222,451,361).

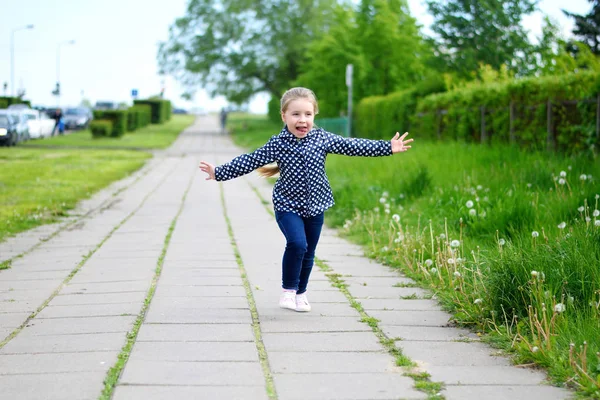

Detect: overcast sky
0,0,591,114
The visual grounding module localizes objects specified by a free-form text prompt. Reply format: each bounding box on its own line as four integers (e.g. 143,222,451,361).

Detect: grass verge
22,114,195,149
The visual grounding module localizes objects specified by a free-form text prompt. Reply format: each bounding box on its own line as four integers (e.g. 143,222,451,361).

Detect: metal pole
10,25,34,97
346,64,353,138
56,40,75,107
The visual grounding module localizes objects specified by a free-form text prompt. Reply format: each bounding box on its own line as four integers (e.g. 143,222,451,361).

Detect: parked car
0,110,28,143
63,107,93,130
94,101,120,110
0,113,20,146
22,109,55,139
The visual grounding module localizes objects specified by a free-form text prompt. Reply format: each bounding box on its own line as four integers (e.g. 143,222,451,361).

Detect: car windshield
65,108,87,115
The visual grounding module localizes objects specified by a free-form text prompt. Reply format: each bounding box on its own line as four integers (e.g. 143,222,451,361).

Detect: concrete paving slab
159,268,242,278
18,315,136,336
0,313,29,328
274,373,425,400
382,325,478,341
0,280,62,291
348,285,430,299
51,291,147,306
144,308,252,324
35,303,140,318
360,298,442,311
344,276,417,287
127,341,259,362
149,296,249,310
0,351,119,374
263,331,382,352
136,323,255,342
397,341,511,367
426,365,551,385
0,372,105,400
154,284,246,297
260,316,370,333
113,385,269,400
369,309,453,326
0,301,38,313
61,280,150,294
119,360,265,386
442,385,573,400
157,276,244,286
1,332,125,353
269,351,398,373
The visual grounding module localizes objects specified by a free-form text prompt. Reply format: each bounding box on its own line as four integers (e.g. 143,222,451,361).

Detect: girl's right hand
199,161,216,180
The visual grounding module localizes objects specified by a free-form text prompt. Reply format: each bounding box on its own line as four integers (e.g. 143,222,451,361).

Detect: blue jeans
275,211,324,294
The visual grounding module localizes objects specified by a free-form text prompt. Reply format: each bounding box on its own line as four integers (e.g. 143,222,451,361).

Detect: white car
22,109,55,139
0,110,29,142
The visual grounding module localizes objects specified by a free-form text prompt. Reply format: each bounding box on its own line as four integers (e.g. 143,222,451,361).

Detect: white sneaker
295,293,311,312
279,290,297,311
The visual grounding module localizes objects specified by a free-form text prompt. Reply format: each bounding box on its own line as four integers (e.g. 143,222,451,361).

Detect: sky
0,0,593,114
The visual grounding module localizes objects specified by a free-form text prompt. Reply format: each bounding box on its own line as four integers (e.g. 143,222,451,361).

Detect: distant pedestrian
51,108,63,136
199,87,413,312
220,107,228,134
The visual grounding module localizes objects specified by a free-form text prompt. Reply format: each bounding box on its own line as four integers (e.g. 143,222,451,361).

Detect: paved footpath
0,116,574,400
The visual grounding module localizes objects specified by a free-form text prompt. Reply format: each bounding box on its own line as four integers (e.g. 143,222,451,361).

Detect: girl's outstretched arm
391,132,413,154
199,161,216,180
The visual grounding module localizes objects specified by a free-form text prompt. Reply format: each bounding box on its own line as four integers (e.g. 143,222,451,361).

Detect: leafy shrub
89,120,113,138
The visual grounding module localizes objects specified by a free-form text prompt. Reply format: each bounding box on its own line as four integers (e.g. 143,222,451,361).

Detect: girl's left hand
391,132,413,154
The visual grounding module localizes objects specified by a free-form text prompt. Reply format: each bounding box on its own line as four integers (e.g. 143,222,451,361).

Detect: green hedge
413,72,599,153
126,105,151,132
354,72,600,154
90,120,113,138
92,110,128,137
133,99,171,124
0,97,31,109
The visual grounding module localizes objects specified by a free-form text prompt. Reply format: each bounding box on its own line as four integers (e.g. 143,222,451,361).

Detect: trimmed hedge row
355,72,600,154
0,96,31,109
133,99,171,124
91,103,155,138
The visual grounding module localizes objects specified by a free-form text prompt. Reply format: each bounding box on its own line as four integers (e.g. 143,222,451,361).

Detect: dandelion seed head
430,267,437,274
532,346,539,353
580,174,587,181
450,240,460,248
382,191,389,198
453,270,461,277
558,222,566,229
560,171,567,177
498,239,505,246
469,209,477,216
439,233,446,240
554,303,566,313
527,183,532,188
532,231,539,238
381,246,389,252
448,258,455,265
466,200,474,208
586,217,591,223
558,178,566,185
595,220,600,227
578,206,585,212
531,270,538,277
474,298,482,304
379,197,387,204
425,259,433,267
392,214,400,222
593,210,600,217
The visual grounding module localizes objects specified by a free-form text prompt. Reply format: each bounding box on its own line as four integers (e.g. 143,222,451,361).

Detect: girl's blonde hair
257,87,319,177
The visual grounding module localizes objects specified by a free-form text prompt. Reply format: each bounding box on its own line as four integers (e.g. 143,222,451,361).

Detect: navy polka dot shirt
215,126,393,217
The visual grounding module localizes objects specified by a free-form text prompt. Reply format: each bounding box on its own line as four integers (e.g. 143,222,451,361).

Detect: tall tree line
158,0,597,117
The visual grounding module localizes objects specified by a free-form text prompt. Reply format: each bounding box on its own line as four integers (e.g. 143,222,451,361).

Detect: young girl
199,87,412,312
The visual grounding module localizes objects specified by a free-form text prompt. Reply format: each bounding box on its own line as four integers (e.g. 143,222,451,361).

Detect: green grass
228,114,600,398
22,114,195,149
0,115,195,243
0,148,149,242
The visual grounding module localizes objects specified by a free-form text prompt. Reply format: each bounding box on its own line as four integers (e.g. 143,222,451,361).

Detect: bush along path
0,116,574,399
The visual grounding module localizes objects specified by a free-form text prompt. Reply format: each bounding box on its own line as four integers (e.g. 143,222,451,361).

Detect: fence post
546,98,555,151
480,106,487,143
509,101,515,144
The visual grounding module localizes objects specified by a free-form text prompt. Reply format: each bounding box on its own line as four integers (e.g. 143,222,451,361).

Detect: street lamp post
10,24,34,97
56,40,76,106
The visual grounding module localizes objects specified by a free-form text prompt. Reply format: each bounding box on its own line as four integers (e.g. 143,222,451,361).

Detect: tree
158,0,337,104
425,0,537,79
564,1,600,54
294,4,366,118
357,0,432,97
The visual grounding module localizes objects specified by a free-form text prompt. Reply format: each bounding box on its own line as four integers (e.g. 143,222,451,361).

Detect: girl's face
281,98,315,139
